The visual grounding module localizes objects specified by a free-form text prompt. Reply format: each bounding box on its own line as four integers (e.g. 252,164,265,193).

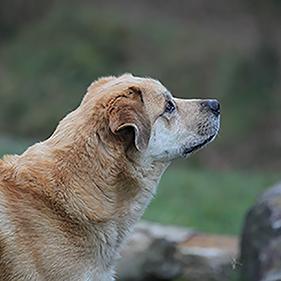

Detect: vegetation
144,165,279,235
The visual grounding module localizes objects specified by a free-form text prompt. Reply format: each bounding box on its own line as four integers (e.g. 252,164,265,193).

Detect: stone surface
117,221,238,281
117,221,193,281
240,182,281,281
180,234,238,281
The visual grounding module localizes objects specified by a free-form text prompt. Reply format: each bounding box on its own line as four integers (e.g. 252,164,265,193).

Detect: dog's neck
15,105,169,258
40,124,169,227
11,103,170,272
43,133,169,264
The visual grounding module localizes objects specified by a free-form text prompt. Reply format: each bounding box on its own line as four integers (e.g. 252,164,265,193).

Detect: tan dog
0,74,220,281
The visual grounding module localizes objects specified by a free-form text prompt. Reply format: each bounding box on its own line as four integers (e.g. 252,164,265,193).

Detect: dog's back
0,151,118,281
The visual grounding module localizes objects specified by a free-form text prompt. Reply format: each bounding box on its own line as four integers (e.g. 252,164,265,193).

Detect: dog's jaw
181,134,217,157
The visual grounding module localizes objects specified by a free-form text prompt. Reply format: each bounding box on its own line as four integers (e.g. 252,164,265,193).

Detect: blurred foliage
0,135,33,156
0,0,280,169
0,0,53,38
144,166,279,234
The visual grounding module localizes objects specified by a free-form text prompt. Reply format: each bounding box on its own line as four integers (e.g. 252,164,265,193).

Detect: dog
0,74,220,281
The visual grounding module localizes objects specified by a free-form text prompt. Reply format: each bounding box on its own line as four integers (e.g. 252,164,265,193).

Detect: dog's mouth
182,134,216,157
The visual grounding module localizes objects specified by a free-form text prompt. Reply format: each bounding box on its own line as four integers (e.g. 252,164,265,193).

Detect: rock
117,221,238,281
180,234,238,281
240,182,281,281
117,221,193,281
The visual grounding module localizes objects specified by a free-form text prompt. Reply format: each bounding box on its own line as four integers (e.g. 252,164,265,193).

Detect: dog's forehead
118,75,167,93
103,75,169,120
106,75,169,102
135,78,171,118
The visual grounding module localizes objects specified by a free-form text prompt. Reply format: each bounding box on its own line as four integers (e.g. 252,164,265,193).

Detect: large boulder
240,182,281,281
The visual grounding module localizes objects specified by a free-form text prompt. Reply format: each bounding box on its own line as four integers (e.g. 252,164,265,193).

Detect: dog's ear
108,86,151,151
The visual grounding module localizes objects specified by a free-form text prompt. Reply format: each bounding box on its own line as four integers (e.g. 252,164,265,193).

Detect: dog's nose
201,99,220,116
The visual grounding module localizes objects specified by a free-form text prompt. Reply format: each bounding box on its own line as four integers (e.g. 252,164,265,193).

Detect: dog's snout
200,99,220,116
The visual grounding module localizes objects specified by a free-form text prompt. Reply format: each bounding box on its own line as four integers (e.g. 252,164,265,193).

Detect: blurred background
0,1,280,278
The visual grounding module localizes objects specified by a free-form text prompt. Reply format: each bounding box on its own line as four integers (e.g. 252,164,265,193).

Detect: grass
144,165,279,235
0,136,279,235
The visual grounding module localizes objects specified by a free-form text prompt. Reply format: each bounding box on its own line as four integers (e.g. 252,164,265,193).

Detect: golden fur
0,74,220,281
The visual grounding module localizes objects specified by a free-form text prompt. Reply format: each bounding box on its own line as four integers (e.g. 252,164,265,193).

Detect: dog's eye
164,100,176,113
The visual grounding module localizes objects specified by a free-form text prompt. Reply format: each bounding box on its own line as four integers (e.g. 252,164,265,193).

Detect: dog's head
84,74,220,162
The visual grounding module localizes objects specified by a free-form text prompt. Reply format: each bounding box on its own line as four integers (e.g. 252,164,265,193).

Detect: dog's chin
181,134,217,158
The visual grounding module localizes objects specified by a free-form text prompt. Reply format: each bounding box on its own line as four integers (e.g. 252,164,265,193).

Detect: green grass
144,166,279,235
0,137,279,235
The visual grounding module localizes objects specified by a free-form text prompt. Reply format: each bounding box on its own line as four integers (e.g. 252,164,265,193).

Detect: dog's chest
89,187,155,265
118,185,155,229
81,270,114,281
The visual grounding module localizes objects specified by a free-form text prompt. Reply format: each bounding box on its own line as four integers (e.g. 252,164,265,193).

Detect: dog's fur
0,74,220,281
